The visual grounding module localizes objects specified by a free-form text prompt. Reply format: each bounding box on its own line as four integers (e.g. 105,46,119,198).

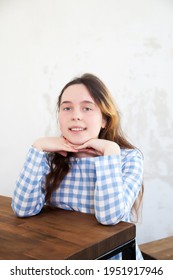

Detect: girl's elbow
95,213,124,225
11,203,41,218
12,206,28,218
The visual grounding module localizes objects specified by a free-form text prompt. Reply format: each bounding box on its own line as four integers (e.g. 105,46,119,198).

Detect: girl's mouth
69,127,86,131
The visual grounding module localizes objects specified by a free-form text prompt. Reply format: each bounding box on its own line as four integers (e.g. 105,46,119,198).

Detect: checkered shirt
12,146,143,260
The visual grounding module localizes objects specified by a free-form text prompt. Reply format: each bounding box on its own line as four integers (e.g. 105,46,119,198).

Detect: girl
12,73,144,260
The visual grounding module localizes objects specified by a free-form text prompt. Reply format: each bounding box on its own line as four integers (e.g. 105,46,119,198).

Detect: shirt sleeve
12,146,50,217
94,149,143,225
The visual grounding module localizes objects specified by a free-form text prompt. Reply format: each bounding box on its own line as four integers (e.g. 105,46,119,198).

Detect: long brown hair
45,73,144,221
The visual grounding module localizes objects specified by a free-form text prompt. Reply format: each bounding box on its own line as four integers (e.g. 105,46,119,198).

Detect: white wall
0,0,173,245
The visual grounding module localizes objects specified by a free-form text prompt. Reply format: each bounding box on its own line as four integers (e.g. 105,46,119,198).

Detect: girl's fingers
56,144,79,156
57,147,79,157
64,144,78,151
74,143,88,150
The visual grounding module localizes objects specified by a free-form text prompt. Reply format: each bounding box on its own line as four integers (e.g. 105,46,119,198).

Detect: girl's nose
72,109,82,120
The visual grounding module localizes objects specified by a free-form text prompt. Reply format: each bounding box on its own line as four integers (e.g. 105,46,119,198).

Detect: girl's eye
63,107,71,111
83,107,92,111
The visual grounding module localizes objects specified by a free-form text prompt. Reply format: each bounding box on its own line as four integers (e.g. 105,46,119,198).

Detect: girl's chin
64,137,86,146
68,140,85,145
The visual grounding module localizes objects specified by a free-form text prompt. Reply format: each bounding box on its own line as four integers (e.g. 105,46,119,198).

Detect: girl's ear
101,117,107,129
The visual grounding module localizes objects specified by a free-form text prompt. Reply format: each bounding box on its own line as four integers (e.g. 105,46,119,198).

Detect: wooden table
140,236,173,260
0,195,136,260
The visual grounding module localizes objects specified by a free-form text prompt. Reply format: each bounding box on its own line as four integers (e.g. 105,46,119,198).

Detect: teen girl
12,73,144,259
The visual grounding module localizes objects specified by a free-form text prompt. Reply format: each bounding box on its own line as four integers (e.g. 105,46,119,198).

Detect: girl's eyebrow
60,101,72,105
60,100,96,106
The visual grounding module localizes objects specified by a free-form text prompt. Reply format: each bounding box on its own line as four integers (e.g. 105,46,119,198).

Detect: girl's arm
68,138,143,225
12,147,50,217
94,149,143,225
12,137,78,217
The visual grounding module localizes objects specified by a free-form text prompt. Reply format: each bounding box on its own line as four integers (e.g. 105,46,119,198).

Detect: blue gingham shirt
12,146,143,260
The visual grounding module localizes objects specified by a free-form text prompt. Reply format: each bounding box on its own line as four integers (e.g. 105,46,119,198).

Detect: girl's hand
71,138,120,156
32,136,78,156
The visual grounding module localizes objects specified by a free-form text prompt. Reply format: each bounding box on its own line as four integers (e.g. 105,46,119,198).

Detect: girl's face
58,84,106,145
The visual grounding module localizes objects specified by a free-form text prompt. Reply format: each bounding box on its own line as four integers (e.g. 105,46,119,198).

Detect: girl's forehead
61,84,95,103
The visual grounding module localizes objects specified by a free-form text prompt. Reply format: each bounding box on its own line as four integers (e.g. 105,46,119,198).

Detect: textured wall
0,0,173,244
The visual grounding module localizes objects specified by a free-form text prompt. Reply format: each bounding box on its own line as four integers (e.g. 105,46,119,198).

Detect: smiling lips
69,127,86,132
